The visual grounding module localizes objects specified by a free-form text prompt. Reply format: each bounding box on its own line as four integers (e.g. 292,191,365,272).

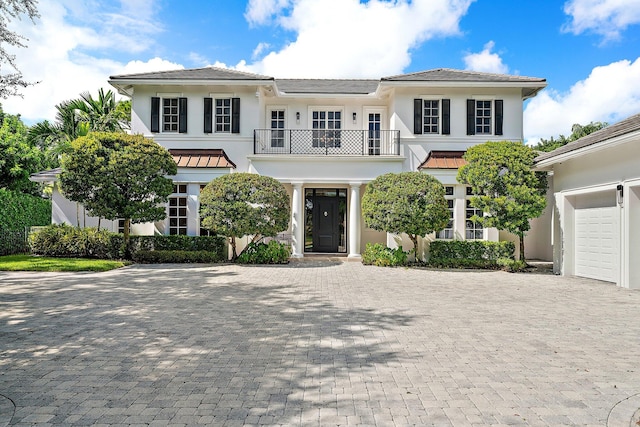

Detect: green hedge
428,240,515,269
236,241,290,264
30,224,226,261
362,243,408,267
132,250,221,264
0,189,51,230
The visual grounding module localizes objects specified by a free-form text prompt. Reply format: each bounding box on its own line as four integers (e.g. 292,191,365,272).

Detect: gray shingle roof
110,67,274,81
382,68,545,83
276,79,379,94
535,113,640,163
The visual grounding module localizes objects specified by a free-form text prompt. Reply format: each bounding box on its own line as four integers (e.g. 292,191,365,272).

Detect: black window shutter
413,99,422,134
466,99,475,135
151,97,160,133
442,99,450,135
204,98,213,134
495,99,503,135
178,97,187,133
231,97,240,134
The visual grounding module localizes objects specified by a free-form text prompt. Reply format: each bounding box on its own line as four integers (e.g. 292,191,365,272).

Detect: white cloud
523,57,640,143
245,0,291,26
563,0,640,41
2,0,166,124
463,41,509,74
252,42,271,60
242,0,474,78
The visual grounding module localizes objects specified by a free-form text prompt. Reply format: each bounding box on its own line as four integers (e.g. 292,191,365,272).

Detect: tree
0,0,39,98
0,108,54,195
199,173,290,261
532,121,608,152
60,132,177,255
361,172,449,260
28,89,130,157
457,141,547,261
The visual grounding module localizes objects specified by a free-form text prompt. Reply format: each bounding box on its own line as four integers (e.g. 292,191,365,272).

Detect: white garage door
575,207,619,282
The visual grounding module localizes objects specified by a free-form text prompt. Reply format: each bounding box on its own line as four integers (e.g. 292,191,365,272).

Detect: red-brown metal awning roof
418,150,467,169
169,149,236,169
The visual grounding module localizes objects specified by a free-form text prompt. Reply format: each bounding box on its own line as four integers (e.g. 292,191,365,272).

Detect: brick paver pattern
1,262,639,426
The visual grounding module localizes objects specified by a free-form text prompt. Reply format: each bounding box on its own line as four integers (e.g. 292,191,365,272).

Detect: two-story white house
38,67,547,259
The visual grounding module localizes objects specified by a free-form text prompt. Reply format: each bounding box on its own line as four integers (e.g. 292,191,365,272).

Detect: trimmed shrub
428,240,515,269
496,258,528,272
236,241,290,264
132,250,221,264
362,243,408,267
29,224,120,259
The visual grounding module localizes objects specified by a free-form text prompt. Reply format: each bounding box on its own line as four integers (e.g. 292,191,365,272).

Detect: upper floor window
413,98,450,135
270,109,285,148
204,97,240,134
312,110,341,147
151,96,187,133
466,99,503,136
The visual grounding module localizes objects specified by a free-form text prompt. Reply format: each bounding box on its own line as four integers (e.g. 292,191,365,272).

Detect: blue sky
4,0,640,143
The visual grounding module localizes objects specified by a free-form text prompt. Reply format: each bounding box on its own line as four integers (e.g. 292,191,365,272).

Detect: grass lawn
0,255,130,272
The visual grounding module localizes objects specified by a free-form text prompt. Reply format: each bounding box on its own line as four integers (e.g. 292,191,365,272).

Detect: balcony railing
254,129,400,156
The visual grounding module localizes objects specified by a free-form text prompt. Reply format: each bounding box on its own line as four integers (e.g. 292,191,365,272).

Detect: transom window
312,110,341,147
163,98,179,132
270,110,285,148
436,186,455,239
423,100,439,134
169,184,188,235
475,100,492,134
465,187,483,239
216,98,231,133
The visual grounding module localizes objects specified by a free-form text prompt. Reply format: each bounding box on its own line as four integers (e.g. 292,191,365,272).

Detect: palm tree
72,88,124,132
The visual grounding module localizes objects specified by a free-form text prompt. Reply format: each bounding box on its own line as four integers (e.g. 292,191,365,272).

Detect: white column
348,182,362,258
291,182,304,258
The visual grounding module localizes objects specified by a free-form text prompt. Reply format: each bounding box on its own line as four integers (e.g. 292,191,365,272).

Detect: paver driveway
1,262,639,426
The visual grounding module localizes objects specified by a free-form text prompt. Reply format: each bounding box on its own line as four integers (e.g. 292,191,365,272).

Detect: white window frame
168,184,188,235
422,99,440,134
268,106,287,148
473,98,493,135
309,107,343,148
465,187,484,240
436,186,455,239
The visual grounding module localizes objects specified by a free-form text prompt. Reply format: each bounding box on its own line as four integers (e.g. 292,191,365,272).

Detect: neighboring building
35,67,547,258
535,113,640,289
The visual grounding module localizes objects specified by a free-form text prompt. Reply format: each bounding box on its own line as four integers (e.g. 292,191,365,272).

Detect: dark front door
312,197,339,252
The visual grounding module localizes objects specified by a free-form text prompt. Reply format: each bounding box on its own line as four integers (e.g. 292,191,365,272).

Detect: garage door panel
575,207,618,283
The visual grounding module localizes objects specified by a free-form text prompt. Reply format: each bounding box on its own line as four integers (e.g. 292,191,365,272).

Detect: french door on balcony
365,108,386,156
269,108,286,148
312,110,341,148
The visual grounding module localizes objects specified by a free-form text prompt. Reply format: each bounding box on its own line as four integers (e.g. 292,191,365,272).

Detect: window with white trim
465,186,483,239
475,100,492,135
117,219,125,234
368,112,381,155
270,109,285,148
215,98,231,133
169,184,188,235
436,186,455,239
163,98,179,132
423,100,439,134
312,110,341,147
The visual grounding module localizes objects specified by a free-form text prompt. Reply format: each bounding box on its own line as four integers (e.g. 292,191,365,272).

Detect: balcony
254,129,400,156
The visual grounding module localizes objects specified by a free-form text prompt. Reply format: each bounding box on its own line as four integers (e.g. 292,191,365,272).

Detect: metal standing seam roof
535,112,640,163
169,149,237,169
418,151,467,169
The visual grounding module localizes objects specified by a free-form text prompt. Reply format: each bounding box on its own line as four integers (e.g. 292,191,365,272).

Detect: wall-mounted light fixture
617,184,624,206
296,112,300,124
352,112,357,123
